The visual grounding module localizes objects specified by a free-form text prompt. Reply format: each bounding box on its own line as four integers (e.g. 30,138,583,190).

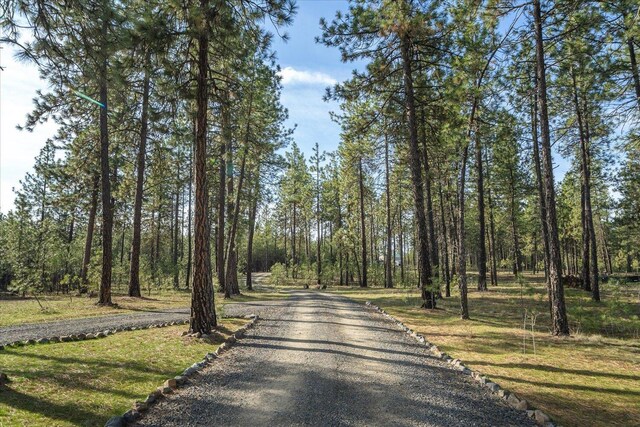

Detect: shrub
270,263,287,287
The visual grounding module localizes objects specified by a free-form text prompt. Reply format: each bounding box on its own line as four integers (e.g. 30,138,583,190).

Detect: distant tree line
1,0,639,337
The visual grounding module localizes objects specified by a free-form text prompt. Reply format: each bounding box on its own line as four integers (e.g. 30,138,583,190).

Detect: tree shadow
252,335,430,359
0,385,112,425
487,373,640,396
467,360,640,382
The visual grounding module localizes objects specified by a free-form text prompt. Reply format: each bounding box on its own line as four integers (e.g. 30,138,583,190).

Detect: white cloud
277,66,337,87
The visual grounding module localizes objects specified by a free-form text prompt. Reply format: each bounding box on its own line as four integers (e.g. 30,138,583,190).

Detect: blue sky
1,0,572,213
0,0,353,213
272,0,358,156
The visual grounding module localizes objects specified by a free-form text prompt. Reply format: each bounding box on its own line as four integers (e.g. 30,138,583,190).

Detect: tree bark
98,13,113,305
628,37,640,114
400,34,435,308
509,168,522,274
420,110,439,277
457,136,470,319
484,150,498,287
315,145,322,286
225,143,248,296
190,0,217,334
81,174,99,287
186,129,193,289
216,100,227,295
534,0,570,335
438,181,451,297
475,135,487,291
246,178,259,290
128,60,150,297
358,157,368,287
385,133,393,289
582,93,599,301
531,84,550,283
173,184,180,290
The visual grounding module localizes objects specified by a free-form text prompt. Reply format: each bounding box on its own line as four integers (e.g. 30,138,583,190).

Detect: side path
0,308,189,346
136,292,536,427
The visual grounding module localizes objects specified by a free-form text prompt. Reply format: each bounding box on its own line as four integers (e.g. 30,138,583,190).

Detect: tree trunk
628,37,640,113
457,136,470,319
582,94,600,301
475,135,487,291
438,182,451,297
119,220,126,266
315,146,322,286
128,61,150,297
222,95,236,297
98,15,113,305
225,143,248,296
358,157,368,288
420,110,439,277
246,179,259,290
186,130,193,289
446,176,458,278
400,34,435,309
190,0,217,334
385,133,393,289
534,0,569,336
399,200,405,282
570,67,592,293
484,150,498,287
509,169,522,274
292,204,297,277
81,174,99,286
173,185,180,290
216,101,227,295
531,84,550,283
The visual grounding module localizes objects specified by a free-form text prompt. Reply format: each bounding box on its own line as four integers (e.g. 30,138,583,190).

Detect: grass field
327,274,640,427
0,291,191,327
0,281,284,328
0,320,247,427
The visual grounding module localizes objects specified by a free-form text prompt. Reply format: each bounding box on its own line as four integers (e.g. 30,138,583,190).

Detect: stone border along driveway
0,318,193,395
0,319,191,351
364,302,557,427
104,314,259,427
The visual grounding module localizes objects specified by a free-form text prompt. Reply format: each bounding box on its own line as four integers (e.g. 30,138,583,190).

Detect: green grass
0,320,247,427
328,274,640,427
0,291,191,327
0,286,287,328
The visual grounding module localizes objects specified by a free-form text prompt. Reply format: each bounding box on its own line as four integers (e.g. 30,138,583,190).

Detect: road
0,308,189,346
135,291,534,427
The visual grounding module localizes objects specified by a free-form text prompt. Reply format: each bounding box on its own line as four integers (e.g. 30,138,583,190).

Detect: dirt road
135,291,534,426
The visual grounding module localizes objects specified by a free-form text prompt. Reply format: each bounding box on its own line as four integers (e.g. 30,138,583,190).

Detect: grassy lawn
328,274,640,427
0,319,247,427
0,292,191,327
0,284,286,328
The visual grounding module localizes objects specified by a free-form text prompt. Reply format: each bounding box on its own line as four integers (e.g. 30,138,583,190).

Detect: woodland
0,1,639,426
1,0,638,334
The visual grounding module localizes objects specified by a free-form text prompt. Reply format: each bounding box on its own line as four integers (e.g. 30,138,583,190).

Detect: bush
270,263,287,287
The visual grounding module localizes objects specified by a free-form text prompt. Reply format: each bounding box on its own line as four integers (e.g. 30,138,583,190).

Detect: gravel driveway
0,308,189,345
135,291,535,427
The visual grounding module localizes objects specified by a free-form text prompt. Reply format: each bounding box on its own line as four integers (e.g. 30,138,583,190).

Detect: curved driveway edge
0,308,189,347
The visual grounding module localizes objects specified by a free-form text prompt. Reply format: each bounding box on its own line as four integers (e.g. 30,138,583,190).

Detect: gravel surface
0,308,189,345
136,291,536,427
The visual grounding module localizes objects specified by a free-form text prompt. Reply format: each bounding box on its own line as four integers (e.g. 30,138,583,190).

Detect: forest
1,0,638,332
0,0,639,426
